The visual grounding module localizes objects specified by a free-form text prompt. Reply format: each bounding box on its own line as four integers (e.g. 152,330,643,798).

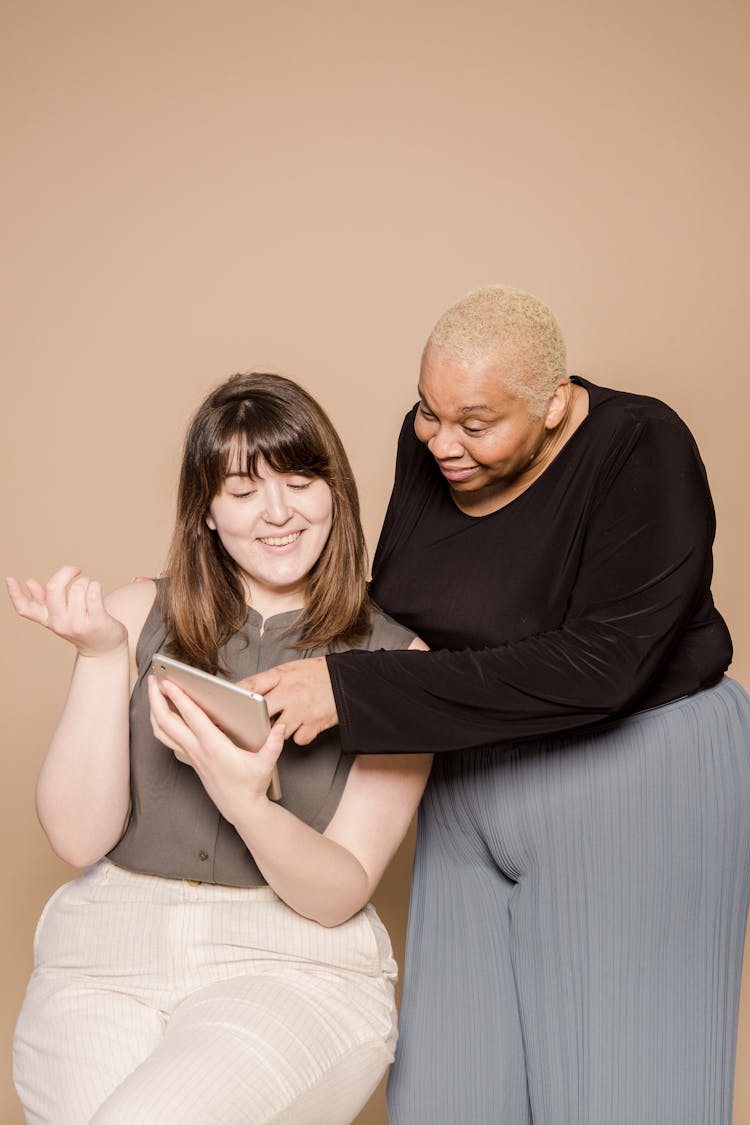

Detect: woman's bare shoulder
104,578,158,637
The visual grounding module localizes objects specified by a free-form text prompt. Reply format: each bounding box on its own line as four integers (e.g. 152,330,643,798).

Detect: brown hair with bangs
160,372,371,672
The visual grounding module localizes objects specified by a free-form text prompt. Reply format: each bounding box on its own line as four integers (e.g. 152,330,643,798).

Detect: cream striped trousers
13,860,398,1124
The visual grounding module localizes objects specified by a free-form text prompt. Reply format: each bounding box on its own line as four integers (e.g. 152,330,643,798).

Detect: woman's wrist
216,783,274,830
75,637,129,662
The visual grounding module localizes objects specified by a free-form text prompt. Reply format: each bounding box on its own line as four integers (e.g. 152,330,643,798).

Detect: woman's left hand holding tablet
6,565,127,657
147,676,285,823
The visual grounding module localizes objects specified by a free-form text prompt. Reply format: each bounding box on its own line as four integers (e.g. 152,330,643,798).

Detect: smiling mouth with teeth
259,532,303,546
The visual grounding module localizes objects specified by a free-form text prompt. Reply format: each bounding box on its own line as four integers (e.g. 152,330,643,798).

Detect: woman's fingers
257,721,286,767
158,680,227,745
147,676,196,755
264,658,337,744
239,659,336,743
87,579,104,608
64,575,91,627
148,677,230,758
265,722,286,752
6,577,48,624
10,565,84,631
8,566,125,656
43,565,83,620
148,677,284,794
237,668,282,697
24,576,49,604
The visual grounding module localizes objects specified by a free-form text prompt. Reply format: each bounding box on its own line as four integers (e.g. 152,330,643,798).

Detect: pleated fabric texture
388,677,750,1125
13,863,397,1125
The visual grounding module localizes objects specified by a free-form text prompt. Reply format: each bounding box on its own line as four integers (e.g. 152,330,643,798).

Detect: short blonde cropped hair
424,285,567,417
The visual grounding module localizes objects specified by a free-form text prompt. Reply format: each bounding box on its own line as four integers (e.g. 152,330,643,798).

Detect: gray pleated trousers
387,678,750,1125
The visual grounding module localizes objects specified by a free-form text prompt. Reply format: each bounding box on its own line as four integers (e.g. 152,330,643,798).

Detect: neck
242,582,306,623
530,382,587,474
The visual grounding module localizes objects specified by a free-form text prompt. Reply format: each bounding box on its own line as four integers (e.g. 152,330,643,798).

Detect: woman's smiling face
206,457,333,613
414,347,568,515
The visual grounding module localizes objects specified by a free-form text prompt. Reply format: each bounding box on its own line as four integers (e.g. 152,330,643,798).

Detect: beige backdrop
2,1,749,1122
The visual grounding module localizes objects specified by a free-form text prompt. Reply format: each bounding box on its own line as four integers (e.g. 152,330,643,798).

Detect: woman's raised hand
6,565,128,657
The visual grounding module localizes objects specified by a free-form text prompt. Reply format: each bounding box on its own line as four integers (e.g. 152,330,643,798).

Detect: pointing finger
238,669,282,696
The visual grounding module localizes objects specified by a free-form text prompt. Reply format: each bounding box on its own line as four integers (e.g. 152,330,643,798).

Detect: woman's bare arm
7,569,156,865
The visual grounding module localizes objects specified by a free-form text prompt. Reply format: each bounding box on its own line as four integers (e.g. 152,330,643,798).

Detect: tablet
151,652,282,801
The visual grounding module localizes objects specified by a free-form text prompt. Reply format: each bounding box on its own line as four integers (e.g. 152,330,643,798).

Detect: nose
428,425,464,460
261,480,293,525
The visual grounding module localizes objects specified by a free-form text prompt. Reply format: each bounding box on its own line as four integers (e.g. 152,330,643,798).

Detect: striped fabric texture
388,678,750,1125
14,863,398,1124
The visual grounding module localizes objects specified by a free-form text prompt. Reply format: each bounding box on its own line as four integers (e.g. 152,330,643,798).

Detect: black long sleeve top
327,378,733,755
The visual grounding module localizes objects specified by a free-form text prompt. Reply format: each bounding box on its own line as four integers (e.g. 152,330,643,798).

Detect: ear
543,379,571,429
205,513,217,531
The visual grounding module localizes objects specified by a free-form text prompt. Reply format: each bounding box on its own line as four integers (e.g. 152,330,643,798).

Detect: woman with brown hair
7,372,431,1125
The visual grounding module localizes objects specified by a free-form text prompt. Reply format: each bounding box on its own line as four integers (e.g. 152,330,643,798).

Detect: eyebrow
417,386,495,415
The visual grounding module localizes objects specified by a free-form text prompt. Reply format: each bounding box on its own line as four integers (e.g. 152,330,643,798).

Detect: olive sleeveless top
108,586,415,886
